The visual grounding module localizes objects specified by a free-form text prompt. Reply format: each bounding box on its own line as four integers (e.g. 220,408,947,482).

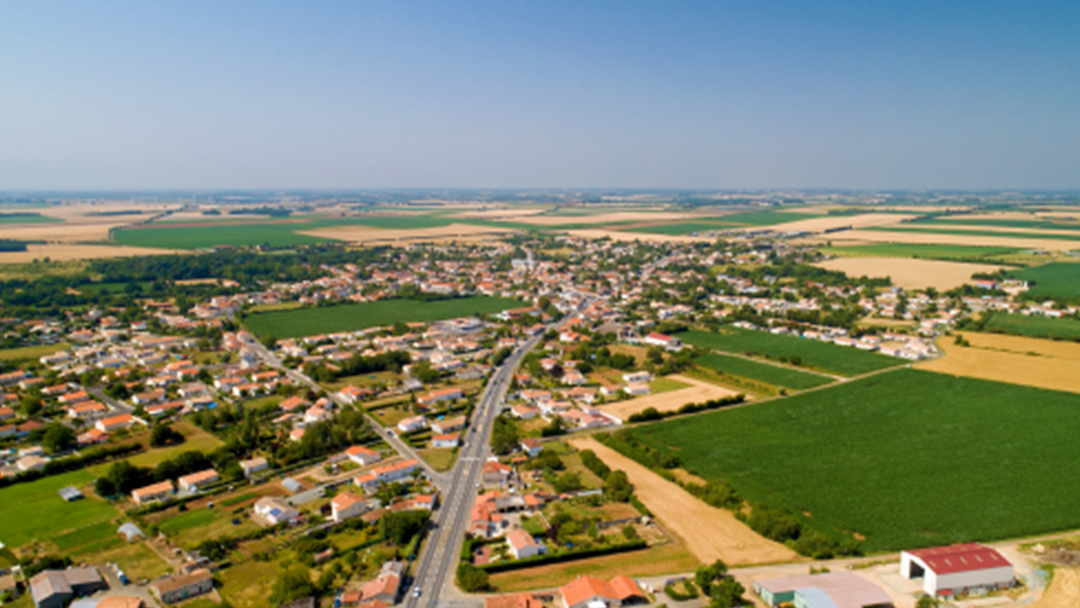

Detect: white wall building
900,544,1014,597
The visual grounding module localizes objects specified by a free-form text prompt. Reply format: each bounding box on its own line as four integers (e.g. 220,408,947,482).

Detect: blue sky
1,1,1077,190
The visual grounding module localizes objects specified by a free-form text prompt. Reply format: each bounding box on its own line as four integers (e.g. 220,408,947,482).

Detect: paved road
405,302,588,608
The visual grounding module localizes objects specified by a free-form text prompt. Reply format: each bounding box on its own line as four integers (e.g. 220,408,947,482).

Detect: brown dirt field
746,213,915,234
597,374,743,420
917,338,1080,395
0,202,177,242
813,257,1007,290
820,229,1080,251
299,223,516,243
447,208,546,220
908,222,1080,238
514,211,694,226
1029,568,1080,608
565,228,712,244
0,244,184,264
568,436,800,566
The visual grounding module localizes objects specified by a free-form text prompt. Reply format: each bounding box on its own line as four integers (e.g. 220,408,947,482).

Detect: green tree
456,563,491,592
603,470,634,502
552,472,582,493
150,424,184,447
490,416,520,456
916,597,939,608
42,423,76,453
270,567,314,607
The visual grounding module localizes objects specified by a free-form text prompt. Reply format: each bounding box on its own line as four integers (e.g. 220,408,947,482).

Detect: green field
694,353,834,390
114,219,337,249
0,342,71,362
625,222,737,235
0,469,118,548
984,313,1080,341
53,521,117,551
0,212,61,224
820,243,1022,263
631,369,1080,551
1008,263,1080,300
677,327,902,376
626,211,818,235
866,225,1080,242
909,217,1080,231
244,296,523,339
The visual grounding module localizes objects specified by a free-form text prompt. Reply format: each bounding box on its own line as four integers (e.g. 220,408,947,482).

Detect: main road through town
405,304,585,608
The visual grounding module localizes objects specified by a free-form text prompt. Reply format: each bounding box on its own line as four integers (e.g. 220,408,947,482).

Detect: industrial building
753,571,893,608
900,543,1014,598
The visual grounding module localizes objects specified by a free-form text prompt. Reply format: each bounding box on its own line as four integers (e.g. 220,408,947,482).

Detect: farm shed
900,543,1014,597
753,571,892,608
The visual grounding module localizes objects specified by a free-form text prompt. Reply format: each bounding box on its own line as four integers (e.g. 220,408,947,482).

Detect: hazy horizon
2,1,1078,191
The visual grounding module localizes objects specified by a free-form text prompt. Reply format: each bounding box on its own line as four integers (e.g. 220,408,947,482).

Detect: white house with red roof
643,332,682,351
345,445,382,466
900,543,1014,597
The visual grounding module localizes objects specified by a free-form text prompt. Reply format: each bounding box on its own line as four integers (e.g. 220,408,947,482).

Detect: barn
900,543,1014,597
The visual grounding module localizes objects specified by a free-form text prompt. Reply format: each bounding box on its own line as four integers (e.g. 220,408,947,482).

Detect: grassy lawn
678,327,902,377
694,353,834,390
241,395,282,411
984,313,1080,341
820,243,1023,263
88,422,225,474
243,296,523,339
1008,263,1080,301
0,342,71,362
326,370,401,391
52,521,117,551
248,301,303,313
631,368,1080,552
489,541,698,591
648,377,691,394
218,557,285,608
155,506,261,548
558,451,605,490
0,469,118,549
88,541,171,580
367,402,413,427
417,447,458,472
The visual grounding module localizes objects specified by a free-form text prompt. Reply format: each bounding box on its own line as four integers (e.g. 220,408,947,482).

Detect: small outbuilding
900,543,1014,597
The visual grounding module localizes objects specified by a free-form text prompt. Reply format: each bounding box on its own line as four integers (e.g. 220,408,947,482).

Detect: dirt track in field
1029,568,1080,608
814,257,1007,290
597,374,743,420
568,436,800,567
917,337,1080,395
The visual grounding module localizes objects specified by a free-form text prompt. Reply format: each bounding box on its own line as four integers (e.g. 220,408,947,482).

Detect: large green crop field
820,243,1022,263
0,469,117,548
0,212,61,224
244,296,524,339
626,211,818,235
984,313,1080,341
1007,263,1080,300
694,353,834,390
908,217,1080,231
630,369,1080,551
678,327,902,376
865,225,1080,242
625,222,737,235
114,219,339,249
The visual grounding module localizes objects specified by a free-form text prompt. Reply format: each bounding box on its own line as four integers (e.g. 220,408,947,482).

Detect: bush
746,505,801,543
597,429,680,469
151,424,185,447
579,449,611,479
456,563,492,592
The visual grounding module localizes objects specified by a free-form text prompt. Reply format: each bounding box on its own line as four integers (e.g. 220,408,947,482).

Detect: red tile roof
906,543,1010,575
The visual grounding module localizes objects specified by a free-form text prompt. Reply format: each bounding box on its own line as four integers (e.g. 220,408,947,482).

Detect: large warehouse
900,543,1014,597
753,571,893,608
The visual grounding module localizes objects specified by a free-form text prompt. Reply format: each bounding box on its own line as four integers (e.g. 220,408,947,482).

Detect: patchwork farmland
629,368,1080,552
694,352,834,390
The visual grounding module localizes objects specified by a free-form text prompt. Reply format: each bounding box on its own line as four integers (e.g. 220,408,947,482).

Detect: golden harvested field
0,244,183,264
959,332,1080,361
821,229,1080,251
513,211,694,226
299,223,516,244
1029,568,1080,608
813,257,1006,290
750,212,915,234
917,337,1080,394
597,374,742,420
569,436,799,566
447,208,546,220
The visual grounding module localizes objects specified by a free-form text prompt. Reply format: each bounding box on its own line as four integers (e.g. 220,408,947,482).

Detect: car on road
412,587,422,598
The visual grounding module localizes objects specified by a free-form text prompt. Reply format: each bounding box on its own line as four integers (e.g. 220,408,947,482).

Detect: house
482,459,513,487
76,428,109,446
17,455,49,472
346,445,382,466
131,389,165,405
289,428,306,442
520,438,543,458
560,576,622,608
131,480,175,505
339,385,376,403
624,382,650,396
152,569,214,604
29,568,105,608
431,433,460,448
279,395,308,412
506,529,545,559
609,576,645,605
374,459,421,483
360,562,401,604
67,401,108,419
901,543,1014,598
643,332,682,351
240,456,269,477
417,387,464,408
511,404,538,419
397,416,428,434
431,416,466,435
0,405,14,420
254,496,300,525
331,491,367,523
146,401,184,418
96,413,136,432
622,371,651,384
753,571,893,608
178,469,219,492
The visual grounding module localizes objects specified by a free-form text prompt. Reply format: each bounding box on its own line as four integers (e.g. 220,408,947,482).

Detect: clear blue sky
1,1,1077,190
